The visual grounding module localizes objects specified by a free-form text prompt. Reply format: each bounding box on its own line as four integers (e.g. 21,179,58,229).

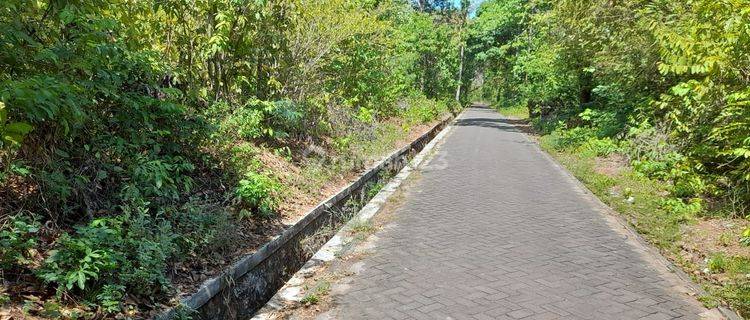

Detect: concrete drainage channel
156,116,454,320
253,112,455,320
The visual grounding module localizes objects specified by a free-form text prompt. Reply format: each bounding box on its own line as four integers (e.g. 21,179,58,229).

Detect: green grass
538,136,750,317
295,121,421,200
538,138,682,250
349,220,375,234
495,105,529,120
359,123,407,160
301,280,331,305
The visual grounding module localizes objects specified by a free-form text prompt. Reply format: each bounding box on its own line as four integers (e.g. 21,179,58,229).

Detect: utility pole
454,0,469,103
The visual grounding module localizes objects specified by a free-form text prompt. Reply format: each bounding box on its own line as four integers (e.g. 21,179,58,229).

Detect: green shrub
578,108,623,138
673,173,709,198
660,198,703,221
214,99,305,142
355,107,376,124
403,95,448,125
0,101,33,163
262,100,304,138
123,155,195,203
117,210,176,296
224,106,266,140
546,125,598,151
332,135,353,153
0,216,40,270
96,284,125,313
578,137,620,157
631,152,686,181
545,109,625,155
235,172,280,218
39,218,122,292
495,104,529,119
707,253,727,274
171,203,236,258
37,210,189,308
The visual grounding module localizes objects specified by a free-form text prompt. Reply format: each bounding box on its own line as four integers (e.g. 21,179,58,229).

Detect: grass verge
496,105,529,119
500,108,749,317
538,136,750,318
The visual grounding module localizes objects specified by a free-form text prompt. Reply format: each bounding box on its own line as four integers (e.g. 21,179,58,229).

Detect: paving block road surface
325,107,722,320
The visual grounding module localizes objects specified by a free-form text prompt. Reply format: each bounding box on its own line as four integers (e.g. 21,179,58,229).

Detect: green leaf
54,149,69,158
4,122,33,136
96,170,108,180
671,84,691,97
77,272,86,290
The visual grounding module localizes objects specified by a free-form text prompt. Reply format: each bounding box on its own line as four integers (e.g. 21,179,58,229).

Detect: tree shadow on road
454,117,524,133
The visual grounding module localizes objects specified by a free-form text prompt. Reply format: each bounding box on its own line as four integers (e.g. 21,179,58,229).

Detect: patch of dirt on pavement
594,153,628,177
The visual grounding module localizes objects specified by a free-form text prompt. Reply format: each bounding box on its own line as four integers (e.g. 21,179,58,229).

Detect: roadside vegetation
0,0,471,318
467,0,750,316
495,105,528,120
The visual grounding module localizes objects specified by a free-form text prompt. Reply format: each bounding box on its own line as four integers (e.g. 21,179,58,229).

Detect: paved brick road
329,107,718,320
